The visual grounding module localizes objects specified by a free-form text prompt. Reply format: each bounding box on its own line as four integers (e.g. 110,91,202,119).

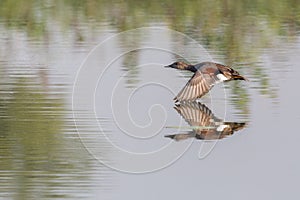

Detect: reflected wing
174,102,216,127
174,71,214,102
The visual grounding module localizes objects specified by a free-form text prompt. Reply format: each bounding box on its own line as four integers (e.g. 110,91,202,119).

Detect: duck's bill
235,75,249,81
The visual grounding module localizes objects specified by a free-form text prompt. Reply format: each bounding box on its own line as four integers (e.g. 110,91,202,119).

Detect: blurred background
0,0,300,199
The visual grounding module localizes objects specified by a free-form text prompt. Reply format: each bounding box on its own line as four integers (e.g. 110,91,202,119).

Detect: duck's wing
174,70,215,102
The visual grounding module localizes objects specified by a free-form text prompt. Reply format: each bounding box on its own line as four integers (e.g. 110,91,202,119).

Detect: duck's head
164,61,190,70
228,72,247,81
231,73,248,81
223,67,248,81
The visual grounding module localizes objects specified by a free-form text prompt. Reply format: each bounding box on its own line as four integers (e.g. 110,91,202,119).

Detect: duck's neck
185,65,197,72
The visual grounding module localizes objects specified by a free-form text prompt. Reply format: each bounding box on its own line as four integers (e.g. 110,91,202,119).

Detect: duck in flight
165,61,247,102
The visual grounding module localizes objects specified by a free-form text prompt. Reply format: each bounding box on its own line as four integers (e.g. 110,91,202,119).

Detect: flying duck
165,61,247,102
165,102,247,141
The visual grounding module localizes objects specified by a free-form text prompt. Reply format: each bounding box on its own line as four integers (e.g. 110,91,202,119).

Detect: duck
165,102,247,141
164,61,247,102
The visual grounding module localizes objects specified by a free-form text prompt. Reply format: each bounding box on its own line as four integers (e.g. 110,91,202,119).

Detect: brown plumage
165,61,247,102
165,102,247,141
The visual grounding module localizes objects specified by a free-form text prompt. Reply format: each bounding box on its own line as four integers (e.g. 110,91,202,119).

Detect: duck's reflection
165,102,247,141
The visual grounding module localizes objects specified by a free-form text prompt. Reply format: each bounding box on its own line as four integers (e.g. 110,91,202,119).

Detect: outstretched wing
174,71,214,102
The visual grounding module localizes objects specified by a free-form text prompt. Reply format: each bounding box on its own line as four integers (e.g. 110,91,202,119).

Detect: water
1,1,300,199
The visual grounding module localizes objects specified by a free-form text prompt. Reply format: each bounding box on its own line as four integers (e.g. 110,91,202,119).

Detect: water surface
0,1,300,199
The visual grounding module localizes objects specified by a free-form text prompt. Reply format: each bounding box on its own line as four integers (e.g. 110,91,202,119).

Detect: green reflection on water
0,75,60,198
0,69,109,199
0,74,63,198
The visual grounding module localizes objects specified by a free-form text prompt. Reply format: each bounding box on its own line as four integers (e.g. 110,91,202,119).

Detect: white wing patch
216,73,229,81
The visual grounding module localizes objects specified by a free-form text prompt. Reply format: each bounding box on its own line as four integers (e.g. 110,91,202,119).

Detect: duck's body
165,61,247,102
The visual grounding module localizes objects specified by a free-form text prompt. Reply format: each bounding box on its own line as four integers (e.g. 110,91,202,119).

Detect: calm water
1,1,300,199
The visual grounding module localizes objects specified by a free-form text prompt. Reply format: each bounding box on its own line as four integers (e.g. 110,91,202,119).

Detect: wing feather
174,71,213,102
